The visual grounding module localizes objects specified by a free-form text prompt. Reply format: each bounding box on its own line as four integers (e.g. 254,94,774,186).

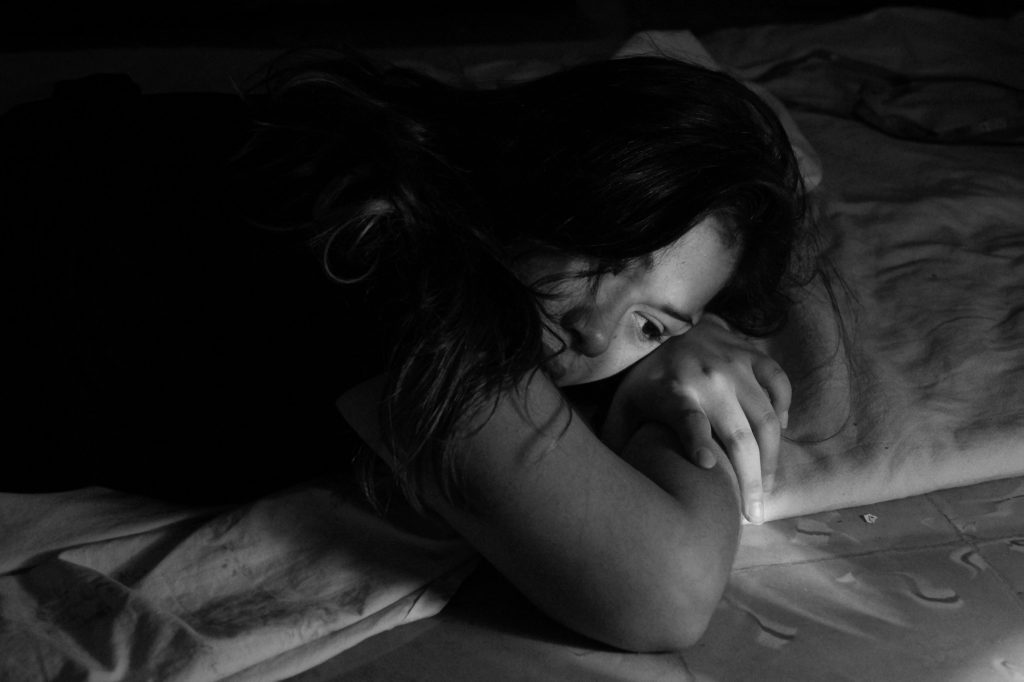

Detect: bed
2,6,1022,681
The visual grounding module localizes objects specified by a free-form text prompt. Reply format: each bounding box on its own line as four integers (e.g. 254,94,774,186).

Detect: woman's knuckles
752,408,781,434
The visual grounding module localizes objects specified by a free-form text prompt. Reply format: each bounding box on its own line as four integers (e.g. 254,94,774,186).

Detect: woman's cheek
556,342,652,387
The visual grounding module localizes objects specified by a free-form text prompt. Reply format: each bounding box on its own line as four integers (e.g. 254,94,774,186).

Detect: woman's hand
601,315,790,524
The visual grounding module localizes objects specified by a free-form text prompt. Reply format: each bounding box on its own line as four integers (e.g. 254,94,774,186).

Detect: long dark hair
232,49,808,510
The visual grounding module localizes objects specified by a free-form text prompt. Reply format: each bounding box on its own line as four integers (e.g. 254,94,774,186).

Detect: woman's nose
562,308,613,357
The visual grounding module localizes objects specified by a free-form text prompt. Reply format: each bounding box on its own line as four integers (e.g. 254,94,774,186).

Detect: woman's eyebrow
658,306,694,326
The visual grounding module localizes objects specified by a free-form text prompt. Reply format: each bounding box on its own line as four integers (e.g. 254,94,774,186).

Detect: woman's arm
601,315,790,524
340,372,741,652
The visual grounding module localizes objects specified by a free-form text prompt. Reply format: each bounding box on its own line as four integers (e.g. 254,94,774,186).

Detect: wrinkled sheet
690,475,1024,682
0,485,476,681
721,8,1024,521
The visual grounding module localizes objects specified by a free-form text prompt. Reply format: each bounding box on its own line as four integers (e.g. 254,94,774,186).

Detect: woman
236,51,807,651
3,51,805,651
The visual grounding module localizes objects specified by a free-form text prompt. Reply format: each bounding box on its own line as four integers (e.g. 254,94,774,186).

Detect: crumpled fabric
0,483,477,681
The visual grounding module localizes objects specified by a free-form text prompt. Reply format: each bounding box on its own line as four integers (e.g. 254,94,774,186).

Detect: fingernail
781,411,789,430
697,448,716,469
748,500,764,525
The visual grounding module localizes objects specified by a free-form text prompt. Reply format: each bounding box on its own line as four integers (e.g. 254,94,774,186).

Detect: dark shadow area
1,0,1017,51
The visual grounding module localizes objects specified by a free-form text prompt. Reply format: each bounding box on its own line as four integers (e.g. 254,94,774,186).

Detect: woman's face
520,216,739,386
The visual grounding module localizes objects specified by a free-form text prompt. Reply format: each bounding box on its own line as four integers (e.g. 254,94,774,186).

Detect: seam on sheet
732,537,975,573
975,536,1024,612
925,490,961,537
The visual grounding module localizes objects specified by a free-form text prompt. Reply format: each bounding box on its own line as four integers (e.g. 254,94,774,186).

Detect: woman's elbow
609,586,721,652
606,619,709,654
610,535,737,652
586,558,727,652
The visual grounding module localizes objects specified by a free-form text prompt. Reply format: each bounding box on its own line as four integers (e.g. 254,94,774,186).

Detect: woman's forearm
621,422,742,524
618,421,742,628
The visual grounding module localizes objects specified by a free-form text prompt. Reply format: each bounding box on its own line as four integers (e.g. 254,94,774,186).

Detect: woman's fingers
749,357,789,493
736,382,782,496
668,407,721,470
656,363,777,522
753,357,792,427
701,395,764,524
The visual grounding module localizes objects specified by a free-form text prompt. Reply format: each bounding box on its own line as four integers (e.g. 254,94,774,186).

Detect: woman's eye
636,314,665,342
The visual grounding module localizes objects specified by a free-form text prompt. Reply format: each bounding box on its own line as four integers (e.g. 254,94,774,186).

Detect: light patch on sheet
727,564,910,641
950,547,990,580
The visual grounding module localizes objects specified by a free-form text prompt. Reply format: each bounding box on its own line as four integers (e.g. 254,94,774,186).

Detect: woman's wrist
621,422,741,513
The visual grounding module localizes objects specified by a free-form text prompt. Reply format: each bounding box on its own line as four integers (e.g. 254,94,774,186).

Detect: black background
2,0,1017,51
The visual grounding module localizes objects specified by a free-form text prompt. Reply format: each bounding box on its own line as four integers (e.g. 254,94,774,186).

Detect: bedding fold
0,484,477,682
